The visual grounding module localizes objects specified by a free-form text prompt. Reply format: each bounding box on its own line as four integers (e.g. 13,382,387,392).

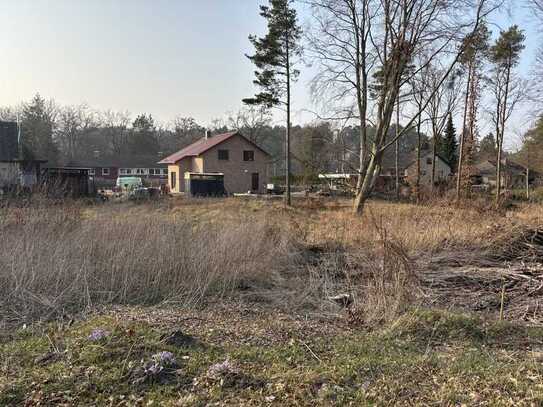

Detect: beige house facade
405,152,452,186
159,132,270,194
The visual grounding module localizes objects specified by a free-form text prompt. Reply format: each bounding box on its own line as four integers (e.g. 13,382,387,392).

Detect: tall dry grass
0,203,295,325
1,197,538,327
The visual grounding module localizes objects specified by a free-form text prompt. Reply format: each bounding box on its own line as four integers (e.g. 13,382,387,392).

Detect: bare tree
172,116,202,145
422,64,462,188
226,106,272,145
0,106,20,122
309,0,497,214
56,104,96,160
100,110,131,156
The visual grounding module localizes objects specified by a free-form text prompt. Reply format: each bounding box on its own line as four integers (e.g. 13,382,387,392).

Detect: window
135,168,148,175
102,168,110,176
120,168,132,175
171,172,177,190
218,149,229,160
243,150,255,161
89,169,95,176
426,157,432,165
149,168,167,176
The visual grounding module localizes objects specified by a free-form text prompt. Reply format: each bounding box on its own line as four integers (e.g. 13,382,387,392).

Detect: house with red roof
158,131,270,194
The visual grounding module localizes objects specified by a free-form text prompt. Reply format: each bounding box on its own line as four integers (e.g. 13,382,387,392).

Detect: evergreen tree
243,0,302,205
129,114,159,156
477,132,497,161
21,93,58,162
440,114,458,172
489,25,525,201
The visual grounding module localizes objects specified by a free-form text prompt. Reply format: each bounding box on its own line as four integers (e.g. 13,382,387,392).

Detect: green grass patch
1,309,543,405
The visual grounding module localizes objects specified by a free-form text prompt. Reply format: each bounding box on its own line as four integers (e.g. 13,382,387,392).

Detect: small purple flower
152,351,176,366
88,328,109,341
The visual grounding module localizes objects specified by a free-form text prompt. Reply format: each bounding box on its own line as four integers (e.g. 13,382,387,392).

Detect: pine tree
130,114,159,156
243,0,302,205
478,132,497,161
440,114,458,173
489,25,525,202
21,93,58,162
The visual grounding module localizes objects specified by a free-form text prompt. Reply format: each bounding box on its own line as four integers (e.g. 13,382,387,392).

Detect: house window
102,168,110,176
426,157,432,165
89,169,95,176
149,168,156,175
243,150,255,161
218,149,229,160
120,168,132,175
161,168,168,176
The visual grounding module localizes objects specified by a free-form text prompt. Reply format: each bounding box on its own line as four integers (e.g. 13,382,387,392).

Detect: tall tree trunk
431,134,437,190
395,93,400,200
526,167,530,200
416,114,422,203
456,61,473,200
353,150,381,214
495,62,512,205
285,34,292,206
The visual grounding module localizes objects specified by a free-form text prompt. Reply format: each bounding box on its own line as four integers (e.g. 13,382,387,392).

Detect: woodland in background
1,93,540,184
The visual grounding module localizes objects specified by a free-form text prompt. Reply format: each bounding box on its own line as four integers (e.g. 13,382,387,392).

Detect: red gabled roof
158,131,270,164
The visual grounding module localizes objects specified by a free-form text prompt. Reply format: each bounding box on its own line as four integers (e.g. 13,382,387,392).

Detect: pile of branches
418,227,543,324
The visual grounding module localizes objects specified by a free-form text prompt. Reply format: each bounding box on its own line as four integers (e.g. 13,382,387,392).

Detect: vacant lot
1,196,543,404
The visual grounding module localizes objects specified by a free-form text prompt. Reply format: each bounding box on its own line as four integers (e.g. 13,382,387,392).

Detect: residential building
159,131,270,194
63,154,168,187
0,120,46,191
405,152,452,187
473,159,539,189
377,147,452,193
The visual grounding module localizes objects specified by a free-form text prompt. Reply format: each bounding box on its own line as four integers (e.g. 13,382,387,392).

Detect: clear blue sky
0,0,539,139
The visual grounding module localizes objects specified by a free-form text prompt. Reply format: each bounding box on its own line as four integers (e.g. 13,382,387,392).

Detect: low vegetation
2,196,543,403
1,306,543,405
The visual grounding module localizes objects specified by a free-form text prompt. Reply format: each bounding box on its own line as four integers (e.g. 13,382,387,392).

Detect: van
116,176,143,191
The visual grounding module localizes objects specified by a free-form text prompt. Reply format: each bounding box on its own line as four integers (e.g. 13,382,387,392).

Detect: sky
0,0,540,146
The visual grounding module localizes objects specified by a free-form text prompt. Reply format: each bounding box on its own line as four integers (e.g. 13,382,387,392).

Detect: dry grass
0,201,295,326
1,196,541,327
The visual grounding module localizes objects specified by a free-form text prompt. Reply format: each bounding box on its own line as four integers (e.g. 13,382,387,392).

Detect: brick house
158,131,270,194
64,155,168,188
